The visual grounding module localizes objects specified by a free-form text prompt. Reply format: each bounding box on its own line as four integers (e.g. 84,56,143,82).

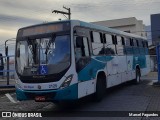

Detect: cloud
0,29,16,47
0,0,160,42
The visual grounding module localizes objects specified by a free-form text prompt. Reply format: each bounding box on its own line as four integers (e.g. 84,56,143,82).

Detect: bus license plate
35,96,46,101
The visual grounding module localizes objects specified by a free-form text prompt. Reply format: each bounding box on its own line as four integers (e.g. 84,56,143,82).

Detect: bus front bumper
16,84,78,102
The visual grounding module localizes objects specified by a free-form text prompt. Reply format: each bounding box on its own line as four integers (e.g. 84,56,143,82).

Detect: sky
0,0,160,54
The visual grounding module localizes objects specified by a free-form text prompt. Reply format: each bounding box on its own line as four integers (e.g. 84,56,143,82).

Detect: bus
15,20,150,102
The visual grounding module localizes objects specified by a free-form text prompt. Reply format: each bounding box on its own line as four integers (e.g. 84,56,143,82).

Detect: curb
0,88,15,95
0,85,15,95
153,82,160,87
0,85,15,88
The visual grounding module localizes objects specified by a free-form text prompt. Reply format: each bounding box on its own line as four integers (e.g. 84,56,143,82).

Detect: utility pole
52,6,71,20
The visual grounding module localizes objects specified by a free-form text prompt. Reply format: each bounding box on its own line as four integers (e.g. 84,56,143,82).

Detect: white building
91,17,147,38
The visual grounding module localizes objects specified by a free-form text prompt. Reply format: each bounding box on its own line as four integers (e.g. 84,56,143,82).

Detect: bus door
74,36,91,75
125,38,134,80
105,34,120,86
116,36,127,83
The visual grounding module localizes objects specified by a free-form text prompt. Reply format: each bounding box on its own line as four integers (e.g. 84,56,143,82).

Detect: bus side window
103,33,106,43
100,32,103,43
125,37,133,55
75,36,90,72
136,40,139,47
90,31,94,42
92,32,104,55
138,40,144,54
142,41,146,55
83,37,90,56
104,34,116,55
75,36,90,57
121,37,125,46
145,41,149,55
133,39,139,54
116,36,125,55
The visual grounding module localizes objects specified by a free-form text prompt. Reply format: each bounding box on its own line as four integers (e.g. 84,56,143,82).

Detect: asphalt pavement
0,72,160,120
0,72,158,94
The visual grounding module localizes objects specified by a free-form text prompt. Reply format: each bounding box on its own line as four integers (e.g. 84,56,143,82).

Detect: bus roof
19,19,147,40
76,20,147,40
18,20,70,30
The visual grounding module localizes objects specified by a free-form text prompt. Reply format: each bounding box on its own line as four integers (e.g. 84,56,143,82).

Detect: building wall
91,17,147,38
145,25,152,46
151,14,160,45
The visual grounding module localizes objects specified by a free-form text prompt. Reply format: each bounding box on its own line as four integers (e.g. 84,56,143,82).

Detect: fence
0,55,15,87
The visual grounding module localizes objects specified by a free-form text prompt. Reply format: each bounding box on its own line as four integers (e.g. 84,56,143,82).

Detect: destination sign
20,22,70,37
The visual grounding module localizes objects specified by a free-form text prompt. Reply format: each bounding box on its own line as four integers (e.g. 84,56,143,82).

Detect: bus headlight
15,79,22,89
60,75,73,89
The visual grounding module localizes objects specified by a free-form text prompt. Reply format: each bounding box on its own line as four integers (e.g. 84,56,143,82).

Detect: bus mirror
17,48,20,57
76,37,84,48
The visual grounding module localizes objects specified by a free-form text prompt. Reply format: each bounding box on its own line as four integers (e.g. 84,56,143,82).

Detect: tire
94,76,106,102
133,68,141,84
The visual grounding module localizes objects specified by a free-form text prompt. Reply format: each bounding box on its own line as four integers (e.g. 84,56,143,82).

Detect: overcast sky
0,0,160,45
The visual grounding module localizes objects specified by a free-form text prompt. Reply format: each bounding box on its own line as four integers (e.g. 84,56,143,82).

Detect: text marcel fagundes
129,112,158,117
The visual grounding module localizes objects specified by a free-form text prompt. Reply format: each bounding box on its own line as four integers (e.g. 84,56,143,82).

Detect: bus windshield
16,35,70,76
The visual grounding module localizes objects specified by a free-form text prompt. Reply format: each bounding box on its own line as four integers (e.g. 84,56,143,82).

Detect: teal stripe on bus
133,55,146,69
78,56,113,81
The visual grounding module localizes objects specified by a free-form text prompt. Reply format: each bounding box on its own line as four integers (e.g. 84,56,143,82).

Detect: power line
52,6,71,20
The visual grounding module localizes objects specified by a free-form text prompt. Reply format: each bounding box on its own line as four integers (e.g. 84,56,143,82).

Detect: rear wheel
133,68,141,84
94,76,106,102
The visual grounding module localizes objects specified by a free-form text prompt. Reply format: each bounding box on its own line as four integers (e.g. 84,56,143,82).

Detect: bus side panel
106,56,125,87
133,55,149,77
126,55,135,81
116,56,128,83
140,55,150,76
77,56,112,98
16,83,78,101
78,79,95,98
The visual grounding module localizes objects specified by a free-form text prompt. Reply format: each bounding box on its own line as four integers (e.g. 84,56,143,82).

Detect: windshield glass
16,35,70,76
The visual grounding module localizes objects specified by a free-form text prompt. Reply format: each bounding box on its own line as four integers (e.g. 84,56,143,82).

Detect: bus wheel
133,68,141,84
94,76,106,102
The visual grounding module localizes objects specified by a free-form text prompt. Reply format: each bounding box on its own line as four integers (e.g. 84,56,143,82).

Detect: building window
124,30,130,33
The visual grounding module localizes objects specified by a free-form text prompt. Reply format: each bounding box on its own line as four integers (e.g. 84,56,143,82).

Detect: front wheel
94,77,106,102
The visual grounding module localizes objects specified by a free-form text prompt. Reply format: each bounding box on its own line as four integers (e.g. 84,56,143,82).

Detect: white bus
15,20,150,102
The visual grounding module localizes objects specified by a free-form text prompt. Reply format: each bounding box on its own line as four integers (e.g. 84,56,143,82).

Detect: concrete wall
91,17,147,38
